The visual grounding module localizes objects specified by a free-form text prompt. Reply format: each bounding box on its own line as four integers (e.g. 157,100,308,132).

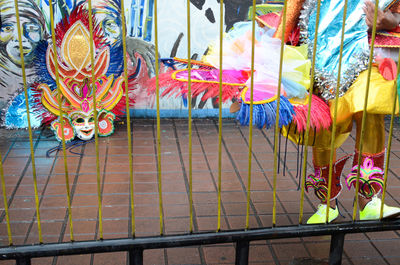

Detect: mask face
70,111,95,141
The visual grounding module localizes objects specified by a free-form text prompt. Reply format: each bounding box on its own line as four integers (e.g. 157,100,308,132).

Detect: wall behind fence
0,0,278,122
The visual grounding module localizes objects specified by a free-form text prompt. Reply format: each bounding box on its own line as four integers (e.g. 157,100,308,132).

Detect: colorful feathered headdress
35,6,127,141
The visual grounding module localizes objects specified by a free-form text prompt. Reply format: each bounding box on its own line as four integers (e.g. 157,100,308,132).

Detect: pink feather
292,95,331,132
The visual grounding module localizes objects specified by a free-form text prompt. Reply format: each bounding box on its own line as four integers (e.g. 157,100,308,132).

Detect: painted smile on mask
71,113,96,141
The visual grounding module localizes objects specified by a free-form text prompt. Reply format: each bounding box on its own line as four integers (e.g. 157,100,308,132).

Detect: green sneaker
359,196,400,220
307,204,339,224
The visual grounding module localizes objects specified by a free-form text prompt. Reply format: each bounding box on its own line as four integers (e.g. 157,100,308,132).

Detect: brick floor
1,118,400,264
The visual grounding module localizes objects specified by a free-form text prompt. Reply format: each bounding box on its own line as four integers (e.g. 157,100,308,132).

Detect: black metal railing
1,219,400,265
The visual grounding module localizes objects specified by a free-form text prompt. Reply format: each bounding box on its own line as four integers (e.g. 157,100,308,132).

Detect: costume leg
305,124,352,224
308,148,351,203
282,112,353,224
346,113,385,199
346,113,400,220
306,145,352,224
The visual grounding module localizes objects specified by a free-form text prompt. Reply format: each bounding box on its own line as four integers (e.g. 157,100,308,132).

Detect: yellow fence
1,0,400,264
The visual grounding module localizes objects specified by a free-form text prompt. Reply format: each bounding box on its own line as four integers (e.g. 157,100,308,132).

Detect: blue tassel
254,104,266,129
237,101,249,126
278,96,295,127
237,96,294,129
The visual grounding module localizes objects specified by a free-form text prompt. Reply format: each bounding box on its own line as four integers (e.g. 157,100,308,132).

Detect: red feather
55,5,105,50
146,70,243,103
292,95,332,132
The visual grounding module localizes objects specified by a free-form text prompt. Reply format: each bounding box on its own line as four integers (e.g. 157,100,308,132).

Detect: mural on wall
0,0,272,129
0,0,48,107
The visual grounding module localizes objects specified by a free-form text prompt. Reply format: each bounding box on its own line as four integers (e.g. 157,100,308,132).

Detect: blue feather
278,96,295,127
236,96,295,129
254,104,266,129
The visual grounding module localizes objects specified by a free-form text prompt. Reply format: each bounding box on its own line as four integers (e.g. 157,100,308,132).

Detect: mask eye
75,118,85,124
89,117,94,123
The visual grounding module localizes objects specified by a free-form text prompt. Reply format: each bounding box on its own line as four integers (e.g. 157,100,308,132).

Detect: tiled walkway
1,118,400,264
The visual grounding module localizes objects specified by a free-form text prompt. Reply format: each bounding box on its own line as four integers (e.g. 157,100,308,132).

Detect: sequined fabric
299,0,396,100
306,155,351,203
345,150,385,199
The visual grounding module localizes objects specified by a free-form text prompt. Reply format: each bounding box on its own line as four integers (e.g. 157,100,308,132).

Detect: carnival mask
68,110,115,141
37,7,124,142
49,109,116,142
70,111,96,141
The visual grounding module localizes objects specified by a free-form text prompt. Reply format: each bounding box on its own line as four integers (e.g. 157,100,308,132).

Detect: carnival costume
147,0,400,223
31,6,131,142
278,0,400,223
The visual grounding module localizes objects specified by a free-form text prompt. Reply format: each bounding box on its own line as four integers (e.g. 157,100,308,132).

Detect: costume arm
364,0,400,31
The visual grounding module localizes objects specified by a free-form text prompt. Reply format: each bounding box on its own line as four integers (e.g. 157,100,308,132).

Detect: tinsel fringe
298,0,370,101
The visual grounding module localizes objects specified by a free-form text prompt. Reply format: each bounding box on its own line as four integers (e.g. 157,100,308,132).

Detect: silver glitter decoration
299,0,372,101
0,88,42,130
1,89,26,129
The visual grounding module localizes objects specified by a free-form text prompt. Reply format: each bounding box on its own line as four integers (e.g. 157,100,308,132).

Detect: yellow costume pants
283,67,398,167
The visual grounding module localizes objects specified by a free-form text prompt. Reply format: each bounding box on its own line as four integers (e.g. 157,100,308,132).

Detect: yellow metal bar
272,0,287,227
217,0,224,232
245,0,257,230
186,0,194,233
87,0,103,239
380,79,398,219
379,20,400,220
120,0,135,238
13,0,43,243
0,155,12,245
298,0,322,224
48,0,74,241
325,0,349,223
154,0,164,235
352,0,379,221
